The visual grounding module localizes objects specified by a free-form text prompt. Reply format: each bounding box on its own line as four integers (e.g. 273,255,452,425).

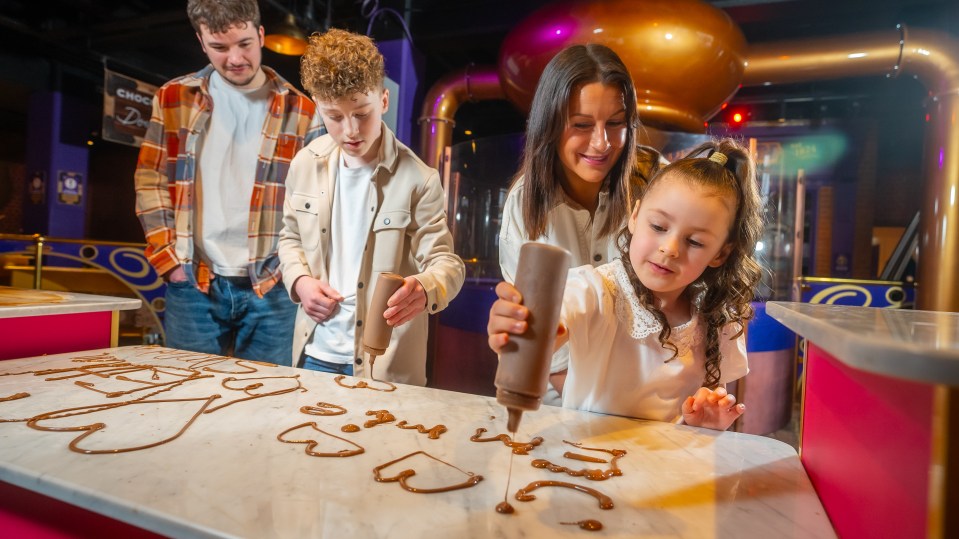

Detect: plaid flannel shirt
134,65,323,297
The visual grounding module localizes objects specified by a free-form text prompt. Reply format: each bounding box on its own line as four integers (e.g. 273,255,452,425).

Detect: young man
278,28,464,384
134,0,323,362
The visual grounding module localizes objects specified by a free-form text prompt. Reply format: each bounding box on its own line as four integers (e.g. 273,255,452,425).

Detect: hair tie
708,151,728,166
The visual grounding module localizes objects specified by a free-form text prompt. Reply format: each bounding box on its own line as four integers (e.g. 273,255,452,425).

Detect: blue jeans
302,355,354,375
163,276,295,365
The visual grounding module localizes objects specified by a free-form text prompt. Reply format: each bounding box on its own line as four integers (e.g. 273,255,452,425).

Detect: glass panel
447,133,524,282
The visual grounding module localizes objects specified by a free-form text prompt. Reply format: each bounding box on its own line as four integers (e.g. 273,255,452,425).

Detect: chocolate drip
364,409,396,428
470,427,543,455
560,519,603,531
334,375,397,392
396,420,447,439
300,402,347,416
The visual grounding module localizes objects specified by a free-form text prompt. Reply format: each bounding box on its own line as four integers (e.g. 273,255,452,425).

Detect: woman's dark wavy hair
513,43,639,240
618,138,764,388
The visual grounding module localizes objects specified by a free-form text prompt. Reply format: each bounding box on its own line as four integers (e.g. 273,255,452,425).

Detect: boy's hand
295,277,344,323
487,281,529,353
681,386,745,431
383,277,426,327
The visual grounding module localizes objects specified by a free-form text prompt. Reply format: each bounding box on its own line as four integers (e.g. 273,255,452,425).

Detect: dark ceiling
0,0,957,145
1,0,955,241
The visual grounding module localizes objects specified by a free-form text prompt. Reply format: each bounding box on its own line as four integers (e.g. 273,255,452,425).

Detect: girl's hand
681,386,745,431
487,281,529,353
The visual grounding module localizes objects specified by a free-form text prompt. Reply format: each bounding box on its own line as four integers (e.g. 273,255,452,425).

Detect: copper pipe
745,27,959,539
744,26,959,313
419,27,959,313
417,64,506,170
742,29,902,86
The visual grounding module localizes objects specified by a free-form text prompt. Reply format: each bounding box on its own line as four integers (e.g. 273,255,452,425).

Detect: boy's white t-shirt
304,155,376,364
559,259,748,423
195,70,270,276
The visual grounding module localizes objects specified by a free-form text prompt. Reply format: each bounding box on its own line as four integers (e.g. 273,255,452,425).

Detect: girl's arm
549,370,568,396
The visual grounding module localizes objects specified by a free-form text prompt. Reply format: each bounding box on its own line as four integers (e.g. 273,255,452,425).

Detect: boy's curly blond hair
301,28,384,101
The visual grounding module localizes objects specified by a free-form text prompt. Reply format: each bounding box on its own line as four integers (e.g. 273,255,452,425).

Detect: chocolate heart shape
373,450,483,493
26,395,217,454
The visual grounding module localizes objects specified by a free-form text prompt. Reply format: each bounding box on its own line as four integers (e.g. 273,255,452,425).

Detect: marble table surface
0,287,141,319
767,301,959,385
0,346,834,538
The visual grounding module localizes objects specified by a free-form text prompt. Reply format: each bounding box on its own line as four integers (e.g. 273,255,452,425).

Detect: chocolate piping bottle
362,272,406,380
494,242,571,433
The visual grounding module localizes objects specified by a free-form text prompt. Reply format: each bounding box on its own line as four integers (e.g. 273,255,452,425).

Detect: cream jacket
278,125,464,384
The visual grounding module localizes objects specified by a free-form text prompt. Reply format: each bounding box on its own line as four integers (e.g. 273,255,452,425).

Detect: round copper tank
498,0,746,132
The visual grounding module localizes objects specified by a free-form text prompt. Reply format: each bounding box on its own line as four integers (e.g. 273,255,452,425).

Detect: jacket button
593,254,602,262
305,202,311,209
384,217,391,225
354,357,362,365
357,282,364,289
356,320,363,326
431,303,438,310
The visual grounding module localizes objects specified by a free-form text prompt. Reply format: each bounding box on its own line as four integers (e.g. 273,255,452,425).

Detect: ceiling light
264,14,307,56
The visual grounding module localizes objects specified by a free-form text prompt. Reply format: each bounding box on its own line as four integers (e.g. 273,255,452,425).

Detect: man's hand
165,266,188,283
382,277,426,327
294,276,344,323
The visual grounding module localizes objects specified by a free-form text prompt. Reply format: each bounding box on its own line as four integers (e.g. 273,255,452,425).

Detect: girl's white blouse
560,259,749,423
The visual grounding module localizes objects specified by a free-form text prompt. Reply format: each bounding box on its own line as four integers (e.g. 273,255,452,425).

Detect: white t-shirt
195,71,270,276
305,156,376,364
560,259,749,423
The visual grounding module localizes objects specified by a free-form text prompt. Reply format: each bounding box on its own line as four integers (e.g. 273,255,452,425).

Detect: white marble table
0,346,833,538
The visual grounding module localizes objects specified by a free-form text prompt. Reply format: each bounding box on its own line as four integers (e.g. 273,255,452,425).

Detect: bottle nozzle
506,408,523,433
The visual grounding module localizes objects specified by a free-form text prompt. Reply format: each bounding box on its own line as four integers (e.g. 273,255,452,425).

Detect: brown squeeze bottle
362,272,406,376
494,242,571,433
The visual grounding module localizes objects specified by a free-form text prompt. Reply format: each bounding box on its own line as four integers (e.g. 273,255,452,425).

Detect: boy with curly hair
278,28,464,384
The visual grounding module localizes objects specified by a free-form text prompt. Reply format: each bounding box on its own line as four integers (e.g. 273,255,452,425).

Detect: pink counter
767,302,958,539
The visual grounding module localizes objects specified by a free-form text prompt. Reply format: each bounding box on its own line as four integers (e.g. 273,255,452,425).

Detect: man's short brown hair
301,28,385,101
187,0,260,34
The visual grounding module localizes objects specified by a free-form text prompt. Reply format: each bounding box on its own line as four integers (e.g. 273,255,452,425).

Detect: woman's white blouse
560,259,749,423
498,177,621,284
498,177,623,376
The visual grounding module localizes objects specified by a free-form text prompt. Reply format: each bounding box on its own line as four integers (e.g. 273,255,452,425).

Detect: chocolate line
373,451,483,493
395,420,447,439
470,427,543,455
334,375,397,392
515,480,614,509
300,402,347,416
277,422,365,457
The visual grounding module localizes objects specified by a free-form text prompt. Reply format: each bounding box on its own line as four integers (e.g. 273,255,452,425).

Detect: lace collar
597,259,699,353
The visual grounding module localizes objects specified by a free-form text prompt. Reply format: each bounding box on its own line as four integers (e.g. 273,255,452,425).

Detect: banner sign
102,69,157,147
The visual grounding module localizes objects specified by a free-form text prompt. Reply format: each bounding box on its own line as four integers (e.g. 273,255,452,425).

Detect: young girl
498,43,663,402
488,138,763,430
